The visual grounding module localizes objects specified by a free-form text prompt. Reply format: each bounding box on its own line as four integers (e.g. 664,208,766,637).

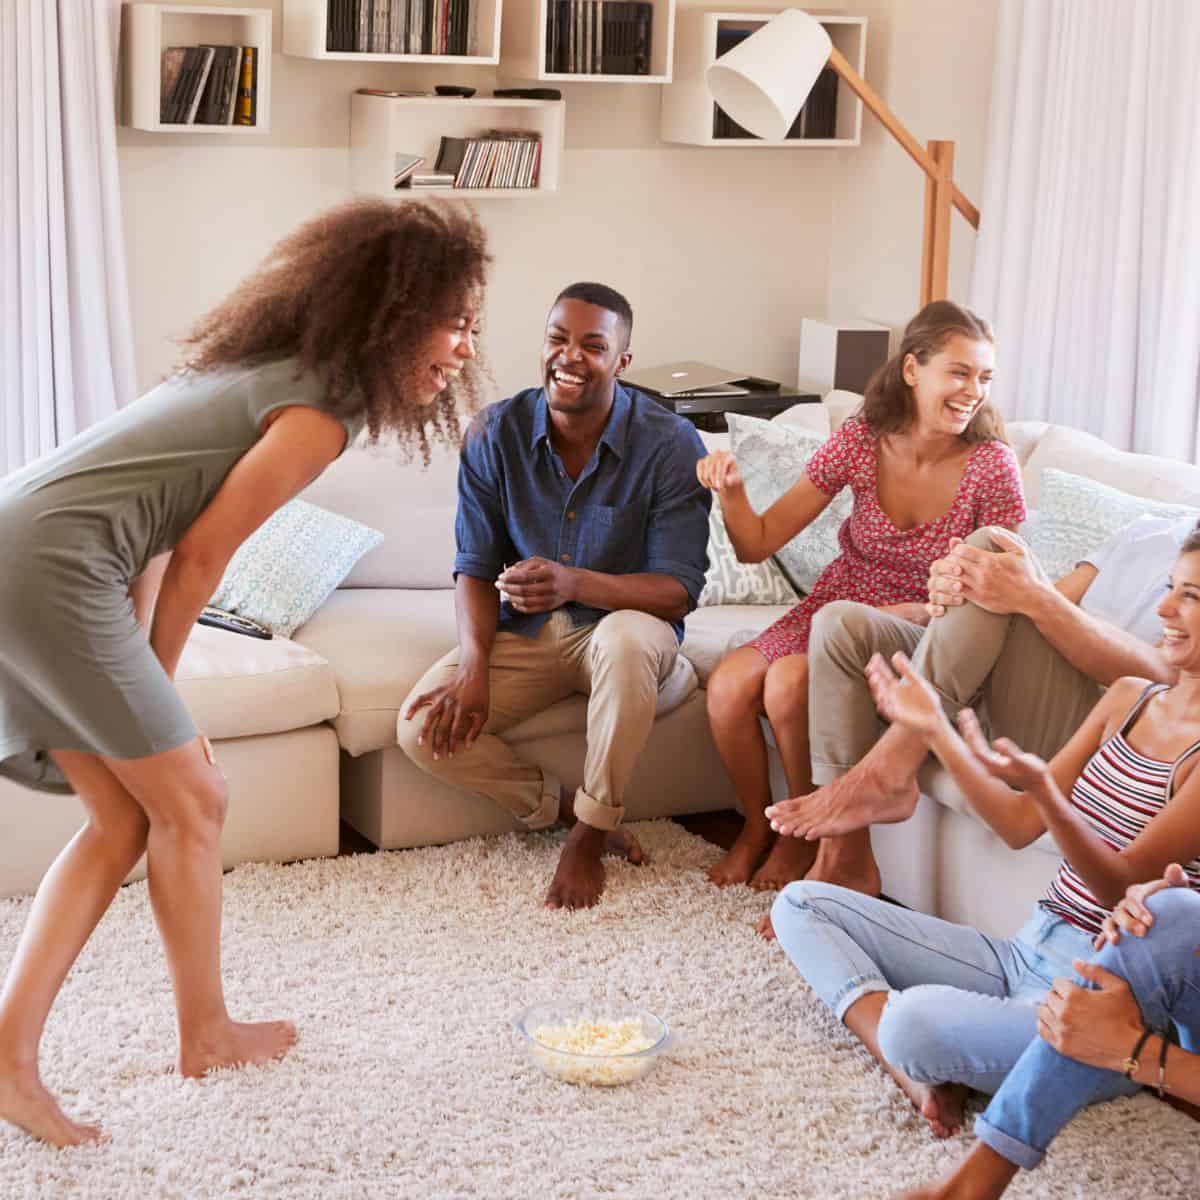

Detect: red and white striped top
1041,684,1200,935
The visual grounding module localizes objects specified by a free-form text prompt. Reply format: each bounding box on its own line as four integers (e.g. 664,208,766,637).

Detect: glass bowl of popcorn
514,1004,670,1087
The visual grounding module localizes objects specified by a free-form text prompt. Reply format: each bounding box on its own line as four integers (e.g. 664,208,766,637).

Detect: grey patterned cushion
698,501,798,607
726,413,851,593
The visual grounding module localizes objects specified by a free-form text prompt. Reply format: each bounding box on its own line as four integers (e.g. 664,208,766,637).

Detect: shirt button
560,554,570,563
567,511,576,521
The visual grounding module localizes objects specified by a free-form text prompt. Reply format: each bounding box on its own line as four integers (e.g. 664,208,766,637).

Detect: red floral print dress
746,417,1027,663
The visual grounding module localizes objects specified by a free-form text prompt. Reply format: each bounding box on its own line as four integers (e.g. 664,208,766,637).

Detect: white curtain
1,0,136,473
970,0,1200,460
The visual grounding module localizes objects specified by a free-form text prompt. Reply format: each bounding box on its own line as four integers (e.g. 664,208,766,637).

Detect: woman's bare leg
704,648,775,886
752,653,820,891
103,740,296,1076
844,992,968,1139
0,750,149,1146
897,1142,1018,1199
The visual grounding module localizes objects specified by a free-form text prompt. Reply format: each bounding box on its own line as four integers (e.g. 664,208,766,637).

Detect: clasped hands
496,556,577,614
925,527,1038,619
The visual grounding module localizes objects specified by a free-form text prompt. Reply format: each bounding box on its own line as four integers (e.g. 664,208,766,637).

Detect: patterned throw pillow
698,501,799,607
725,412,852,593
210,499,384,638
1028,468,1200,580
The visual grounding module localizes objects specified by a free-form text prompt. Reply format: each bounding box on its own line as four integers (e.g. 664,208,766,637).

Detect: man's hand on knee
402,665,489,760
928,528,1041,617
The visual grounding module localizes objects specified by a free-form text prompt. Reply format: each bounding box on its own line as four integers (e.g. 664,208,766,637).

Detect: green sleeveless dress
0,357,362,794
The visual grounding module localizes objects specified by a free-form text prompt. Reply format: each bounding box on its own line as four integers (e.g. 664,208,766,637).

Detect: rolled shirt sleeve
643,425,712,612
453,415,516,582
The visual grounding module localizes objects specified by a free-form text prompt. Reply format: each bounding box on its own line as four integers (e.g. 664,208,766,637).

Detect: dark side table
645,386,822,432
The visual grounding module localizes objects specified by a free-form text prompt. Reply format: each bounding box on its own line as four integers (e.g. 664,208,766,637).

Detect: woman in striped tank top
770,532,1200,1154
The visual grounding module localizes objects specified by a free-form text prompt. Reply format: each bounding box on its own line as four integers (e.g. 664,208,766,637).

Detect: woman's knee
150,773,229,841
876,989,949,1080
706,650,768,721
82,802,150,864
1100,887,1200,972
762,655,809,726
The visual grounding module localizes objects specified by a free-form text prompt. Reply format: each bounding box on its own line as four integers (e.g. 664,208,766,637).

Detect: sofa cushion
298,590,702,757
1022,423,1200,509
681,604,791,684
176,623,340,740
300,441,460,589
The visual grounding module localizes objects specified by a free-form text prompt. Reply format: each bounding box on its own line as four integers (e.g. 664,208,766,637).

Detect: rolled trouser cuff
521,770,562,832
973,1115,1044,1171
572,787,624,832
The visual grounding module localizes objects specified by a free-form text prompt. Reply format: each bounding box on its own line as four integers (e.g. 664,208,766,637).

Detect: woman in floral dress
696,301,1026,895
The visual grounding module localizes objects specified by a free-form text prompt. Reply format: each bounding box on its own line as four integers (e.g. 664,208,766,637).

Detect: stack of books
327,0,473,55
160,44,258,126
544,0,653,74
433,131,542,190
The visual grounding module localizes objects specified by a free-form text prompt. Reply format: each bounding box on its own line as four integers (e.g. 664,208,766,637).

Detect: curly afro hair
177,198,492,462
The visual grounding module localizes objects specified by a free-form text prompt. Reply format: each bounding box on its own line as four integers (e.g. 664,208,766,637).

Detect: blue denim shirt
454,385,711,641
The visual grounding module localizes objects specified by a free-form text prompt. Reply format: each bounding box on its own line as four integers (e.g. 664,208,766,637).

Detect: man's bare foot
605,827,646,865
546,820,607,909
0,1061,106,1147
766,763,920,841
748,834,818,891
178,1018,298,1078
706,824,773,887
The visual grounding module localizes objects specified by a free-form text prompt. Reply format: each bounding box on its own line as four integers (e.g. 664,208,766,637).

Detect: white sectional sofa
4,393,1199,942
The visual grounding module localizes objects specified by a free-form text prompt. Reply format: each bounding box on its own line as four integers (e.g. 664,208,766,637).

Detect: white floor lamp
707,9,980,307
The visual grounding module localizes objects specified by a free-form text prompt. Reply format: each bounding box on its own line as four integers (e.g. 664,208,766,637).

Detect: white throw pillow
210,499,384,637
1028,468,1200,580
698,502,799,607
725,412,851,593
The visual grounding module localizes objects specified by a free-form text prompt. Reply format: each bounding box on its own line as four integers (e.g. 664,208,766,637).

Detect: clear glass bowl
513,1003,671,1087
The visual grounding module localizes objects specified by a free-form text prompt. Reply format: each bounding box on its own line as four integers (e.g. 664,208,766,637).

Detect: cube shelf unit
350,93,564,199
123,3,272,134
501,0,674,83
282,0,501,62
661,9,865,147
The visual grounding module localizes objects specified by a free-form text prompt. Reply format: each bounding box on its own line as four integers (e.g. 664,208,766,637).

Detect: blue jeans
976,887,1200,1169
771,882,1095,1093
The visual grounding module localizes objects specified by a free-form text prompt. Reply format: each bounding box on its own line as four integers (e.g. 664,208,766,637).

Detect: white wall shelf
661,10,865,147
282,0,501,63
122,3,272,134
350,93,564,198
501,0,674,83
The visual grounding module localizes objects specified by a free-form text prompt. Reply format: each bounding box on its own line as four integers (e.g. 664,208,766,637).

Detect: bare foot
894,1142,1020,1200
605,827,646,865
179,1018,298,1078
546,821,607,909
898,1078,969,1139
755,911,776,941
706,825,773,887
0,1061,106,1147
766,764,920,841
804,838,883,897
749,834,818,891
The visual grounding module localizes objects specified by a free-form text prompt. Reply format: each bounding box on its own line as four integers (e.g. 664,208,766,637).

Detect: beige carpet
0,821,1194,1199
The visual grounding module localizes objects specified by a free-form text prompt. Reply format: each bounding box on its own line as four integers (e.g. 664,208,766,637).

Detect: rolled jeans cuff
831,975,889,1022
972,1115,1044,1171
572,787,625,832
522,770,562,832
810,759,854,788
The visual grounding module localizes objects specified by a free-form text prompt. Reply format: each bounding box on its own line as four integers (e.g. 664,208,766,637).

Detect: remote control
198,606,273,639
435,85,477,97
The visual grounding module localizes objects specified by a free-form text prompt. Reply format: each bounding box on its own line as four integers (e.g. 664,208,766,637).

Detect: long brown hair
178,198,492,462
860,300,1006,445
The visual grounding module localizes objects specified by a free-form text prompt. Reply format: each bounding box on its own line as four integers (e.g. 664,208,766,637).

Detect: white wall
117,0,997,398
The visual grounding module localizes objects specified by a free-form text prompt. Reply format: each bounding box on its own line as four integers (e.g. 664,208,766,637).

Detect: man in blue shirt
398,282,710,909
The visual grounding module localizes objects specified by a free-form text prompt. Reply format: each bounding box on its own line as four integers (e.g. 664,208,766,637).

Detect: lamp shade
706,9,832,141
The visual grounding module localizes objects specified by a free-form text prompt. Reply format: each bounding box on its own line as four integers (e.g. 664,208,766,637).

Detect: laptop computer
622,361,750,397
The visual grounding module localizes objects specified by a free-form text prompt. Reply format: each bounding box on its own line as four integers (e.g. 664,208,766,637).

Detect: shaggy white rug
0,821,1194,1199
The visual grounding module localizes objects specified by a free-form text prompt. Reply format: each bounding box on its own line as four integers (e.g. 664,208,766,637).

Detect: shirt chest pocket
575,504,642,569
